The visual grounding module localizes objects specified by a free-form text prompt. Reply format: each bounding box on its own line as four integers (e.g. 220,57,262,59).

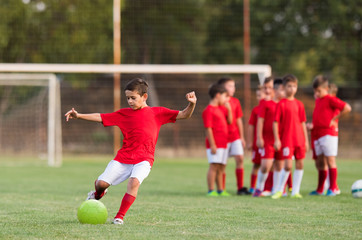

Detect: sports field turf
0,155,361,240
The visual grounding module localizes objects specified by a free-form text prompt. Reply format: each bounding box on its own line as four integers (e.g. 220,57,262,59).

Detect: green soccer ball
77,200,108,224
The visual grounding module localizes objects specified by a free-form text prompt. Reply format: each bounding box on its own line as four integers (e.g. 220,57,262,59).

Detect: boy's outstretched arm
176,91,197,120
65,108,102,123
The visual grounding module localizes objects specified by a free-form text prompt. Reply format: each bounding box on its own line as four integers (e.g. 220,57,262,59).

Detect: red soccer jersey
248,105,260,148
258,99,277,145
202,105,229,149
274,98,306,147
101,106,179,167
312,94,346,139
225,97,243,142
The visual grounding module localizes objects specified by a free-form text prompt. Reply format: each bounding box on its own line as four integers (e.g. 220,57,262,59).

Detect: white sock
324,172,330,193
291,169,304,196
272,170,282,194
256,169,268,191
277,169,290,193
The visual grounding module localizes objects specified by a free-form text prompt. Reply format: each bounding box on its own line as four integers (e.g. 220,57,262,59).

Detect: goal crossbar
0,64,271,83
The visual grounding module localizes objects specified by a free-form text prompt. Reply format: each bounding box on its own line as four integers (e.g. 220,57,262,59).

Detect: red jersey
248,105,260,148
225,97,243,142
258,99,277,144
312,94,346,139
202,105,229,149
274,98,306,147
101,107,179,166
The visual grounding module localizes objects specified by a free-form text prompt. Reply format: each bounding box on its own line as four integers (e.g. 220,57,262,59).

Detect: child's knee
96,180,110,190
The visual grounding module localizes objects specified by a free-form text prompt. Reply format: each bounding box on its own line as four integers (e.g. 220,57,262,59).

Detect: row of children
202,75,351,198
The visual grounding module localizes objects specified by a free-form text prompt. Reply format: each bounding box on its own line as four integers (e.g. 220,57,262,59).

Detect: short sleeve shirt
248,105,260,148
227,97,243,142
258,99,277,145
274,98,306,147
312,95,346,139
202,105,229,149
101,106,179,166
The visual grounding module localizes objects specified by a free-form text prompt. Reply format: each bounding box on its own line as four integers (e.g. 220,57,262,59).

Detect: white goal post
0,73,62,167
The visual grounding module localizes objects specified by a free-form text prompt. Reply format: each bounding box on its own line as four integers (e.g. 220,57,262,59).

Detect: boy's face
125,90,148,110
216,92,228,105
274,85,285,100
256,90,265,102
314,86,329,99
284,81,298,97
263,81,274,99
224,80,235,97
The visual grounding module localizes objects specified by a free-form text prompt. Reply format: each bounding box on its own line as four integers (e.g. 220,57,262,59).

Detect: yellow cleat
271,191,283,199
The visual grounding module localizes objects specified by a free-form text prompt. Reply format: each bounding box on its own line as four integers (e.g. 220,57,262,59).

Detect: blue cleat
249,188,255,194
309,190,324,196
252,189,262,197
326,189,336,196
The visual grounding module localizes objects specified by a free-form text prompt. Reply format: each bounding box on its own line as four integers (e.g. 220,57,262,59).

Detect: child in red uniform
65,78,197,224
253,78,284,197
309,76,351,196
247,85,265,194
202,83,232,196
272,74,309,199
217,77,250,195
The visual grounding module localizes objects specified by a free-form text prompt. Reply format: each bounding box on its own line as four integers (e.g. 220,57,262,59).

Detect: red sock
235,168,244,190
264,171,273,192
287,173,293,188
115,193,136,220
222,172,226,190
250,174,257,189
329,168,338,191
316,170,328,193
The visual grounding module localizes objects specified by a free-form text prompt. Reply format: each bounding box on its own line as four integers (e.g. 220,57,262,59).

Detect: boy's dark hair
125,78,148,96
283,74,298,86
312,75,329,89
273,78,283,89
209,83,227,99
217,77,234,86
264,77,274,84
329,83,338,95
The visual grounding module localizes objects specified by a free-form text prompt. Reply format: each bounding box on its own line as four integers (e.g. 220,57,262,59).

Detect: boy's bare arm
247,124,254,150
256,117,264,148
176,91,197,120
273,121,281,151
65,108,102,123
330,103,352,127
224,102,233,124
205,128,217,154
236,118,246,147
301,122,309,152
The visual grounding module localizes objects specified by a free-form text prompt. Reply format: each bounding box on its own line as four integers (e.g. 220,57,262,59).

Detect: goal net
0,64,270,162
0,74,62,166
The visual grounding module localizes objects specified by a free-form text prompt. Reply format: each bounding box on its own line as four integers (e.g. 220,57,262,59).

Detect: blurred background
0,0,361,160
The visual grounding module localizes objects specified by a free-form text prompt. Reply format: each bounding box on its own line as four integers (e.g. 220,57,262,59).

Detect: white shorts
314,135,338,157
98,160,151,185
227,139,244,157
206,148,228,165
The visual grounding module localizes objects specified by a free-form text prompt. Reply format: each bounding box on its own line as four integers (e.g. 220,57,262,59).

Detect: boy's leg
207,163,218,192
272,159,292,199
291,159,304,197
253,159,273,196
327,156,338,192
234,155,245,191
273,160,284,194
250,164,259,190
312,155,328,194
114,161,151,223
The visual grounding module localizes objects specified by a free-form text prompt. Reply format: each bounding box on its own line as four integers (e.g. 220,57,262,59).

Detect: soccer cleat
288,187,293,193
86,189,108,200
112,218,124,225
219,190,231,197
249,188,255,194
207,190,219,197
237,187,251,195
261,191,272,197
291,193,303,199
326,189,336,196
271,191,283,199
335,188,341,195
309,190,324,196
252,189,262,197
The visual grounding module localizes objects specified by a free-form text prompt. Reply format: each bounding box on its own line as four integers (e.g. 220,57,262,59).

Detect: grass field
0,155,361,240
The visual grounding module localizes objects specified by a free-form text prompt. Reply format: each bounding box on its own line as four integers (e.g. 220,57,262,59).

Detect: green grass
0,156,361,240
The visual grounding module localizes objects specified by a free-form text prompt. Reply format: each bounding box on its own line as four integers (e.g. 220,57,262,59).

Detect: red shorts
281,146,306,160
259,144,282,160
252,147,261,164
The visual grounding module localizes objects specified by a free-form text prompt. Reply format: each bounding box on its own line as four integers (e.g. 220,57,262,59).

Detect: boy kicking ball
65,78,197,225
